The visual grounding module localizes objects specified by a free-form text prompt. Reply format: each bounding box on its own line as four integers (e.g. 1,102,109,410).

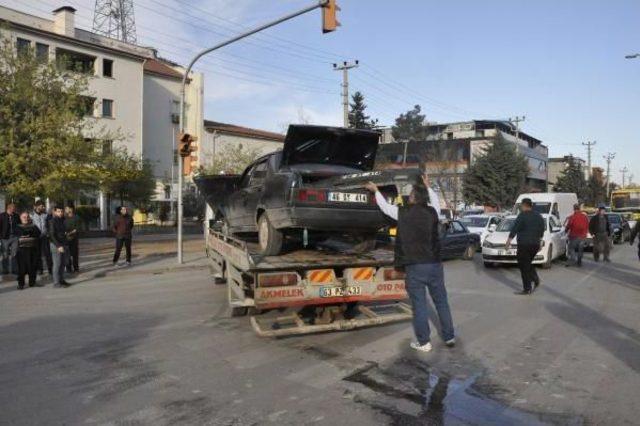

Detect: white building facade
0,5,204,228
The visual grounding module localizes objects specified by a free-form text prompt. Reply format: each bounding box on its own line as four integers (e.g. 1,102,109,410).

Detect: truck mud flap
250,302,412,337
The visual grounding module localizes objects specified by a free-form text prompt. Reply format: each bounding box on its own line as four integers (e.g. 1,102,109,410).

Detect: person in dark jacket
506,198,546,295
112,206,134,266
49,205,70,288
589,205,611,262
65,206,81,273
365,177,455,353
629,221,639,260
0,203,20,275
14,212,42,289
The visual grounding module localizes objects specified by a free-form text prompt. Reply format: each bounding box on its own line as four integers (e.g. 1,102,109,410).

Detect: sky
4,0,640,184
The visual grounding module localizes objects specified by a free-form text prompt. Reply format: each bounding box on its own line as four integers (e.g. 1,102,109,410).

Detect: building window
56,48,95,74
101,140,113,155
102,99,114,118
78,96,96,117
16,38,30,57
35,43,49,62
103,59,113,77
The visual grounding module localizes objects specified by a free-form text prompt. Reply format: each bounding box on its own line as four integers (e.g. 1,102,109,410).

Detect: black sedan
439,220,481,260
607,213,632,244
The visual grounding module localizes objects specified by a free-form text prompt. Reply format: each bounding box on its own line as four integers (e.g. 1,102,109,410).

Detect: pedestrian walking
30,200,52,275
365,178,455,353
564,204,589,267
112,206,134,266
65,206,80,273
589,205,611,262
48,205,70,288
14,212,42,289
630,221,639,261
0,203,20,275
506,198,546,295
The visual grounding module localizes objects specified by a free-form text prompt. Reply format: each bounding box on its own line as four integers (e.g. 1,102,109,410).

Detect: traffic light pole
177,0,330,264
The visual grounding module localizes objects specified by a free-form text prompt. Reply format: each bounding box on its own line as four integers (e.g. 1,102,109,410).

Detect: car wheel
542,245,553,269
483,261,494,268
462,244,475,260
257,213,283,256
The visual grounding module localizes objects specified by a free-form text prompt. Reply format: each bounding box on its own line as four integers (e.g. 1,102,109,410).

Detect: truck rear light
383,268,405,281
296,189,327,203
258,272,299,287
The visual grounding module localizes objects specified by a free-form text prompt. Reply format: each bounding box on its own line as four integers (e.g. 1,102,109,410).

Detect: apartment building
0,5,204,228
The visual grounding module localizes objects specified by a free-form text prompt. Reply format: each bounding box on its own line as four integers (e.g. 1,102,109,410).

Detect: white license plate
328,192,368,203
498,249,516,256
320,286,362,298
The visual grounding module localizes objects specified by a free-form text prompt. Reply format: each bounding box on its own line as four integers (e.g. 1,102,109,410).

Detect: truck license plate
328,192,368,203
320,286,362,297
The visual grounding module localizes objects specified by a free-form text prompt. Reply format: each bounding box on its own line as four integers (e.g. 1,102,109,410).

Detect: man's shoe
17,285,25,290
410,341,433,353
31,282,44,287
60,281,71,288
53,283,62,288
126,261,132,267
515,290,532,295
445,338,456,347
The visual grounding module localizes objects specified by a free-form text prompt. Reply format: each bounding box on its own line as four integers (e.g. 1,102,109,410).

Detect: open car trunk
194,175,241,210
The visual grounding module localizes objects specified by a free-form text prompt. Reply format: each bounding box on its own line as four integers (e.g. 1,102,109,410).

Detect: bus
611,188,640,221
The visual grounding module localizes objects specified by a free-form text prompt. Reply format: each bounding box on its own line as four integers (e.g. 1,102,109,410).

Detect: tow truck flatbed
205,230,411,337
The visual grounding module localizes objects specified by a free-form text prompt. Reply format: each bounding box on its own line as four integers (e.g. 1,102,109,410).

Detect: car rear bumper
482,248,545,264
268,206,387,232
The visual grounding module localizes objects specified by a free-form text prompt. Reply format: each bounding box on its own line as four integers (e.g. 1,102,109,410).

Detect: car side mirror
488,224,497,232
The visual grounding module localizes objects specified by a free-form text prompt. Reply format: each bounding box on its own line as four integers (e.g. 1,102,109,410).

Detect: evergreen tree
391,105,427,141
348,91,378,129
462,136,529,210
554,157,587,202
585,174,607,207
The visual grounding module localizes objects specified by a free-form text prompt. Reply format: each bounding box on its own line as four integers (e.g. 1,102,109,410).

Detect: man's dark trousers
113,237,132,263
67,238,79,272
517,244,540,292
17,247,38,287
38,237,52,274
405,262,455,345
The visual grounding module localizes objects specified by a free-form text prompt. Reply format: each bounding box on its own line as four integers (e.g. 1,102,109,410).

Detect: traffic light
178,132,197,158
322,0,340,33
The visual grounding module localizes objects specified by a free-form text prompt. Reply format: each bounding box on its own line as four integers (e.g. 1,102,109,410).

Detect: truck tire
258,213,283,256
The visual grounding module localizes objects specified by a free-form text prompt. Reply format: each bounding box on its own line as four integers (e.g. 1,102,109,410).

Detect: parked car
196,125,420,255
459,214,503,246
482,214,566,269
607,213,631,244
440,220,481,260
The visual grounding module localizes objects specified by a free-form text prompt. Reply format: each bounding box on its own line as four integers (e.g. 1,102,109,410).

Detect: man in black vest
365,179,455,353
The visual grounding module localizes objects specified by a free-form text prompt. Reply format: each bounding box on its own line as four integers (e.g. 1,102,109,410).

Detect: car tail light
258,272,299,287
383,268,405,281
296,189,326,203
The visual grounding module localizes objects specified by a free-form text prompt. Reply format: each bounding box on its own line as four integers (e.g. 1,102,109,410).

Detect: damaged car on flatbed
196,125,420,255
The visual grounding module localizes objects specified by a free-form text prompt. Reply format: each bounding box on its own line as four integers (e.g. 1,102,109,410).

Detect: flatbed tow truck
205,229,412,337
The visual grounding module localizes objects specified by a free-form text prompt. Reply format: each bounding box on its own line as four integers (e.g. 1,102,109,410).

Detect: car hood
485,232,511,244
466,227,485,234
281,125,379,171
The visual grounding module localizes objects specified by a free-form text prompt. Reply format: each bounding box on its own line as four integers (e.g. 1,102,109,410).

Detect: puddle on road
343,359,582,426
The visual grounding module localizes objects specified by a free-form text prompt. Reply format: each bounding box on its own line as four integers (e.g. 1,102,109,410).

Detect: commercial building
376,120,549,208
0,4,204,228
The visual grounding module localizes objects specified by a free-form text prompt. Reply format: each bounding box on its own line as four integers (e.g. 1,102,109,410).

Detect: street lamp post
177,0,331,264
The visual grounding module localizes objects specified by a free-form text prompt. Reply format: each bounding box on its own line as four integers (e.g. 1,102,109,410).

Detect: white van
514,193,578,223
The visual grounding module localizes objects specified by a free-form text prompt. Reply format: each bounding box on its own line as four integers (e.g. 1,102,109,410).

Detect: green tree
554,157,587,202
198,143,262,175
391,105,427,141
462,136,529,210
348,91,378,129
99,149,156,206
585,174,607,207
0,34,105,200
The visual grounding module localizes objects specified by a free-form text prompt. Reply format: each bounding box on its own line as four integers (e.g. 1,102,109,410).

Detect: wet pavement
0,236,638,425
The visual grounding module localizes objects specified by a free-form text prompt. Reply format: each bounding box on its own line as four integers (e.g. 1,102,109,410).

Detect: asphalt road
0,237,639,425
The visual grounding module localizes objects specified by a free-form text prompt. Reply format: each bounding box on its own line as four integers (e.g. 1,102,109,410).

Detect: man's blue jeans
405,262,455,345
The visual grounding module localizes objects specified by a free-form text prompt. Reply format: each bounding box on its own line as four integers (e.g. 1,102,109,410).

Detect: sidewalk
0,234,209,289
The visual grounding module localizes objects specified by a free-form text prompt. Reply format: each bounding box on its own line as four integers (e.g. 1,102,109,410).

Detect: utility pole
333,60,359,127
603,152,616,199
582,140,596,179
620,166,629,188
176,0,335,264
509,116,526,141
